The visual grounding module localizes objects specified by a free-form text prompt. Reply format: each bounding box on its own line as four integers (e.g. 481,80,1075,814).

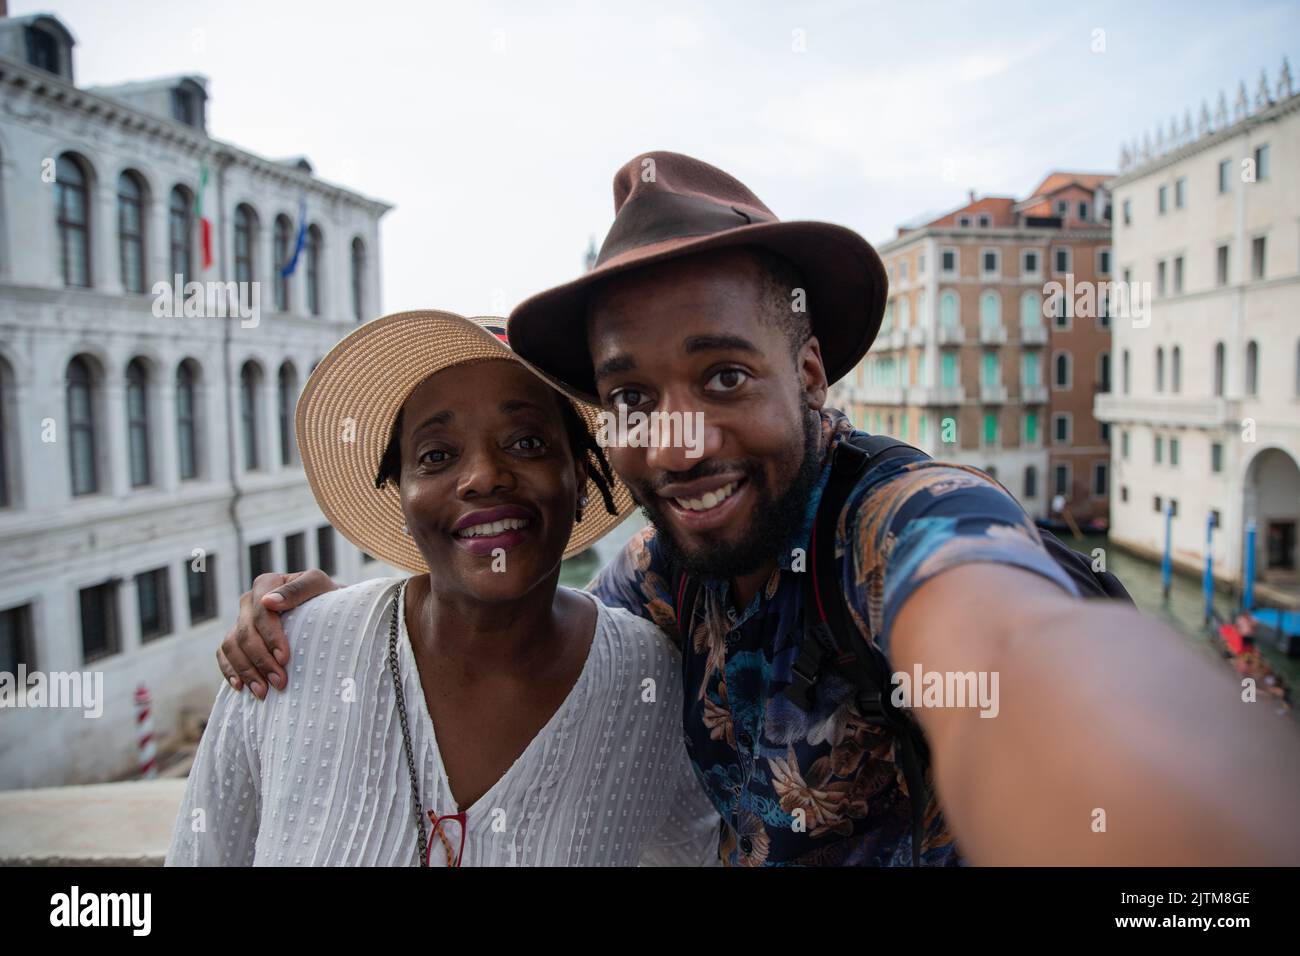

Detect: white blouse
166,577,721,867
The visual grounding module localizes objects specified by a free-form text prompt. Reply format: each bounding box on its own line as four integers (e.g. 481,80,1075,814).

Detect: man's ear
798,335,829,409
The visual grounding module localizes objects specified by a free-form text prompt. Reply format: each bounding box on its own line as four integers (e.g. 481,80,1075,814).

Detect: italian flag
196,161,213,270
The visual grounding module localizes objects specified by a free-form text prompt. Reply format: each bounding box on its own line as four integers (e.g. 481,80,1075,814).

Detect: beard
632,407,824,582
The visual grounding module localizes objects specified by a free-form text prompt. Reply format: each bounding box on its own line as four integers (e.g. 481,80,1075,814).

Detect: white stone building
1097,63,1299,603
0,13,393,789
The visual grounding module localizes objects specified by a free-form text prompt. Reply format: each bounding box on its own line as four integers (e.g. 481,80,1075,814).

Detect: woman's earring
575,494,588,523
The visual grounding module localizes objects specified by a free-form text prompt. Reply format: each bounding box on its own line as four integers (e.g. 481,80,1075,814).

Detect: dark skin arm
892,562,1300,865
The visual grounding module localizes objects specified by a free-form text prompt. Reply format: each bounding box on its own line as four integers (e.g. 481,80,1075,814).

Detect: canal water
561,522,1297,715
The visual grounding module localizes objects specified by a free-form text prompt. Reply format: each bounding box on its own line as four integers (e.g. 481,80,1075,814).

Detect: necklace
387,580,465,867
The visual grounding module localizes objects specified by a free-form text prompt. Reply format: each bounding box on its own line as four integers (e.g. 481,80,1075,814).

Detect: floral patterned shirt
588,408,1079,866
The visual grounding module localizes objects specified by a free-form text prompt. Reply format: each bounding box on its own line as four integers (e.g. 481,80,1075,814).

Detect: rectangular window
1122,198,1131,225
981,250,999,275
0,603,33,675
1092,462,1108,497
983,412,998,446
249,541,272,587
1022,250,1039,275
1097,249,1111,275
1078,201,1089,220
977,213,991,228
1154,496,1163,513
1174,177,1186,209
1216,244,1230,286
1158,184,1167,214
1121,485,1128,503
1211,442,1223,474
186,555,217,625
136,566,172,643
1170,437,1180,466
941,353,958,388
957,215,971,227
1173,256,1184,293
1218,159,1231,194
1155,435,1163,464
918,254,926,274
1054,465,1069,496
1251,236,1266,279
1054,248,1070,274
286,532,306,573
941,249,957,273
317,526,336,577
1121,430,1130,459
1053,413,1070,443
79,581,120,663
1157,260,1167,296
1254,143,1270,181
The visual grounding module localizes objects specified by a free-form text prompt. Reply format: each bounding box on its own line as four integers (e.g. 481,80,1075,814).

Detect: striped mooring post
134,683,157,779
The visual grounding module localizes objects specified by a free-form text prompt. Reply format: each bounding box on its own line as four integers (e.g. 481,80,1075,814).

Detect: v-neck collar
391,580,604,818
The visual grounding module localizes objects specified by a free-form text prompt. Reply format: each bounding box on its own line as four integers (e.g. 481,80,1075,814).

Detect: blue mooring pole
1243,521,1257,612
1203,512,1216,625
1161,502,1173,602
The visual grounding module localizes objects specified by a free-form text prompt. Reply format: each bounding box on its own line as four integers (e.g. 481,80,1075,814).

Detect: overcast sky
21,0,1298,317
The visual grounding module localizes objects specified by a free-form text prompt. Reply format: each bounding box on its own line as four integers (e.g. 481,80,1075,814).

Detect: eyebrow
410,399,549,436
593,334,762,383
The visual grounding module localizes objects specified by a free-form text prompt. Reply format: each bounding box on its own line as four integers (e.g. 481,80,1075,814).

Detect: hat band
596,190,776,267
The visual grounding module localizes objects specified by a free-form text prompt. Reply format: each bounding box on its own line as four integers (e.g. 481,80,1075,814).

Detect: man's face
587,248,828,579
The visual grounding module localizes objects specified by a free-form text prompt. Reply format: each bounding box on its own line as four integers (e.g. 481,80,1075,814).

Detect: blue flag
279,200,308,278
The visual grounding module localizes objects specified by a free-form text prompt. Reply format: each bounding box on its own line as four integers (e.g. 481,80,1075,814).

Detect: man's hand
216,570,339,699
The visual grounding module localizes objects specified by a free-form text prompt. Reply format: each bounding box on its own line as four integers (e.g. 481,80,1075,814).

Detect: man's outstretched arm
892,562,1300,865
216,570,338,698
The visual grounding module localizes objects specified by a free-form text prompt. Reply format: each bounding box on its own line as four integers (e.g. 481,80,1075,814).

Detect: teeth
674,481,738,513
456,517,530,538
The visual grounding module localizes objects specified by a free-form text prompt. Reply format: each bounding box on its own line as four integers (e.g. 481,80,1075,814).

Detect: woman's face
397,359,584,603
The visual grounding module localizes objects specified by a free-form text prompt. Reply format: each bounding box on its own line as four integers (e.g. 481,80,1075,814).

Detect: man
219,151,1300,866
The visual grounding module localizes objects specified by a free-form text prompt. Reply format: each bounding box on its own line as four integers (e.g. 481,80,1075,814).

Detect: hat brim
295,309,637,573
508,220,888,403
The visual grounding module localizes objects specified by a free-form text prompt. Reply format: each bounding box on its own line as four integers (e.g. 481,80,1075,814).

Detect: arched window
1122,350,1131,394
176,360,199,480
306,225,323,316
939,291,959,327
273,215,293,311
1245,340,1259,395
1155,347,1165,392
1213,342,1225,397
278,362,298,466
125,359,151,487
351,237,366,322
234,204,257,285
1020,291,1041,328
1023,465,1038,499
240,361,262,471
169,185,193,286
1054,351,1072,389
55,154,91,287
979,291,1001,329
1171,346,1181,393
117,171,146,293
66,356,98,495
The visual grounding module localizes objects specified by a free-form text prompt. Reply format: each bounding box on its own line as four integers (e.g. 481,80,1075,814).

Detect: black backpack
671,432,1133,865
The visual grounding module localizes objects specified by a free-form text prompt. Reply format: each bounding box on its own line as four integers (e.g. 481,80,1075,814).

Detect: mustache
638,460,763,496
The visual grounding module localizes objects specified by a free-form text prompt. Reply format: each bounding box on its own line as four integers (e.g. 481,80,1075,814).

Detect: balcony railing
889,328,908,350
910,385,965,405
979,383,1008,403
907,326,927,346
936,325,965,346
979,324,1007,345
1019,324,1048,346
1021,383,1048,404
1094,394,1243,428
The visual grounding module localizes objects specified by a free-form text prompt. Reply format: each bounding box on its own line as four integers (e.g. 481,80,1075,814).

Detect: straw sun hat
295,309,636,573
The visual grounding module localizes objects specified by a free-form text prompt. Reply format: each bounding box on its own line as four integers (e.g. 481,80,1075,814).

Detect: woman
166,311,720,866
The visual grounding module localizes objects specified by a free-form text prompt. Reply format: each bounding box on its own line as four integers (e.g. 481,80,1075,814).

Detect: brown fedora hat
508,150,888,403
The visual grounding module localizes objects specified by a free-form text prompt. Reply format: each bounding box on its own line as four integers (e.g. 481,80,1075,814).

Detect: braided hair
374,394,619,522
